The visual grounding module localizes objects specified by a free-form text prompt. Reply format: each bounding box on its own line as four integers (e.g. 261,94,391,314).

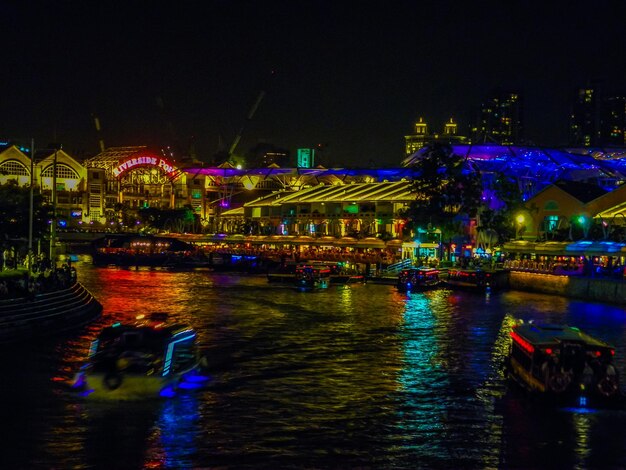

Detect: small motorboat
72,313,209,399
506,322,622,407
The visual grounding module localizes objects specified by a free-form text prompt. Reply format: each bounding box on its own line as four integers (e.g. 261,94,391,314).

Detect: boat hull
76,365,205,400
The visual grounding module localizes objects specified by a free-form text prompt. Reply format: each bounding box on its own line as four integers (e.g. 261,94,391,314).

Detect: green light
577,216,586,225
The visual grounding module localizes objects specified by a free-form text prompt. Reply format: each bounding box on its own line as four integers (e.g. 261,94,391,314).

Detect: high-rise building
404,117,466,156
602,95,626,146
569,86,601,147
569,82,626,147
475,91,524,145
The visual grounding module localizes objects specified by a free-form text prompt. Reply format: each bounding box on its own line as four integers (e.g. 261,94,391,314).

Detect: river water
1,261,626,469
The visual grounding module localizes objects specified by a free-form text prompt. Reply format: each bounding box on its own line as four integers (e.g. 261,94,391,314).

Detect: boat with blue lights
506,322,622,407
397,267,441,293
294,264,331,291
72,313,208,399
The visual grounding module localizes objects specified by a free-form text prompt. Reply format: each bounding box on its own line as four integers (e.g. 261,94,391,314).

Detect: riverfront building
2,142,626,254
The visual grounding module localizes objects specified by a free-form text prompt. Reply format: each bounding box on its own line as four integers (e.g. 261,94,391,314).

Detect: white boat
72,313,208,399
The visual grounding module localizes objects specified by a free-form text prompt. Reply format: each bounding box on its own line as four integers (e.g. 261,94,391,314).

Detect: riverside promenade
508,270,626,306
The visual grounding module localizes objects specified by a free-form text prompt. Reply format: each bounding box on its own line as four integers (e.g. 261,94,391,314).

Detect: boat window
171,340,197,372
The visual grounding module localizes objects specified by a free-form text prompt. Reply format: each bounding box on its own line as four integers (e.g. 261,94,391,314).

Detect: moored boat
506,322,622,407
267,260,300,283
397,267,441,293
324,261,365,284
294,264,331,291
444,268,508,291
72,313,208,399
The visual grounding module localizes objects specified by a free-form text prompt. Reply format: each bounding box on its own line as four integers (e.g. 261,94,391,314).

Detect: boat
267,260,300,283
444,267,508,291
72,313,209,399
396,267,441,293
294,264,331,291
506,322,622,406
323,261,365,284
91,234,201,268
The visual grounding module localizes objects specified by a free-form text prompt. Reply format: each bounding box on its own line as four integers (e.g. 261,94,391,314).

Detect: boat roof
513,323,613,349
97,321,196,344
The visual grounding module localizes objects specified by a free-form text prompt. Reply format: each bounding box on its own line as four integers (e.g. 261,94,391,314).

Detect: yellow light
516,214,525,224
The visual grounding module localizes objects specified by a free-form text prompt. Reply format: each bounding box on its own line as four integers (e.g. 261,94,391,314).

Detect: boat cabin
507,323,620,403
294,264,331,290
397,267,441,292
89,320,198,377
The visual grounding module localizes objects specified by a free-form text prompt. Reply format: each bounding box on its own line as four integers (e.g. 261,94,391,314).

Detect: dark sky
2,1,625,167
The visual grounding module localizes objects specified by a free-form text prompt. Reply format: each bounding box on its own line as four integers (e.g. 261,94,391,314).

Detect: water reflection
145,395,202,468
5,262,626,468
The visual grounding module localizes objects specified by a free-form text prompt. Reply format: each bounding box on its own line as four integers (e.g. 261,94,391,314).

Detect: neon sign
112,155,180,178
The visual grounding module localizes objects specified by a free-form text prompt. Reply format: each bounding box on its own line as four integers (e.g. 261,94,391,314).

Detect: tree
0,181,51,245
476,171,523,245
402,143,483,257
138,205,200,233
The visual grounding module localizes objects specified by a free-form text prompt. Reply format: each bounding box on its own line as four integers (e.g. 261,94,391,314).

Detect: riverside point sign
112,155,180,178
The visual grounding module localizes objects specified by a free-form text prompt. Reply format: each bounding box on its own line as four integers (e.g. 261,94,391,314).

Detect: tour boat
294,264,331,291
444,268,508,291
267,260,300,283
324,261,365,284
396,267,441,293
72,313,209,399
506,322,622,407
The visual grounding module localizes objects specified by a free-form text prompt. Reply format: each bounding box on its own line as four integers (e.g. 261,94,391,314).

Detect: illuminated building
570,87,601,147
474,91,524,145
0,144,87,228
81,146,198,225
404,117,467,155
569,83,626,147
602,95,626,146
2,142,626,242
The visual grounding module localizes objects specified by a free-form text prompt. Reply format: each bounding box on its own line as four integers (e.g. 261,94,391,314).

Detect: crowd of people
0,250,77,300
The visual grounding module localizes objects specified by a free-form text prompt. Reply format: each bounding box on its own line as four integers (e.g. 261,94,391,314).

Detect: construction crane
228,89,266,159
92,114,105,153
225,70,275,165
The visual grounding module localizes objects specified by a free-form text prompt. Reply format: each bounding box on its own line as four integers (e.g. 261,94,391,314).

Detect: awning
353,237,386,249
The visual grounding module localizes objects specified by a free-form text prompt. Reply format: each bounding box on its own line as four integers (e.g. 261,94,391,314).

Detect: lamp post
28,138,35,251
49,144,62,265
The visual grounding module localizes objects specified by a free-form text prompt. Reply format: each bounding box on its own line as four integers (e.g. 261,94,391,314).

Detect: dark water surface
1,262,626,469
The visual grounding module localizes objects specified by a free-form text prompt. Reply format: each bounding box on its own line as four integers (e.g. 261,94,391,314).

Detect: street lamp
28,138,35,252
49,143,62,265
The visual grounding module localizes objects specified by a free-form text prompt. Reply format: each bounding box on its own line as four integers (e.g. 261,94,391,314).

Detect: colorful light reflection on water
1,263,626,468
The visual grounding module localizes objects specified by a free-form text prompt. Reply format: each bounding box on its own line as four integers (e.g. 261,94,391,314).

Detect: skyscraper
602,95,626,146
569,82,626,147
569,86,601,147
475,91,524,145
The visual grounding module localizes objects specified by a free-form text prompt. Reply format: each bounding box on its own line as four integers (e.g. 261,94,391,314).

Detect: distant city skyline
2,1,625,167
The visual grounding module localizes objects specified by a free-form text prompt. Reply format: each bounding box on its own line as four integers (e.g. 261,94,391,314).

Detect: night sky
2,1,625,167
